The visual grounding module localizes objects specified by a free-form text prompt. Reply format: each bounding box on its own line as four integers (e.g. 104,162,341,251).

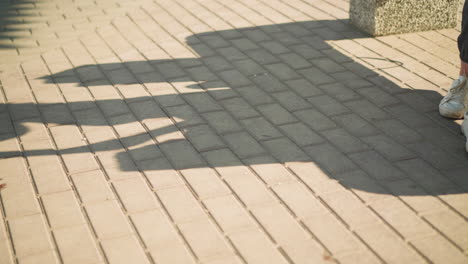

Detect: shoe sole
439,109,465,119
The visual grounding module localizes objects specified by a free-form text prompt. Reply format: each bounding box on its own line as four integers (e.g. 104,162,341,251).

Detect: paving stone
370,198,436,241
279,53,312,69
290,44,323,59
386,179,447,213
108,113,146,137
251,73,287,92
85,200,133,239
423,209,468,252
42,190,86,229
396,158,455,193
271,91,310,111
221,97,260,120
113,177,160,213
116,84,150,102
259,41,290,54
40,103,75,126
361,134,415,161
203,195,257,234
257,103,297,125
165,104,206,128
186,66,218,82
320,189,383,228
231,38,260,51
355,223,426,264
307,94,350,116
71,170,115,204
412,234,468,264
384,104,434,128
0,157,42,219
265,63,301,81
204,56,233,72
54,224,103,263
121,134,162,161
244,155,295,185
262,137,310,163
202,111,242,135
179,219,234,260
345,99,391,121
130,209,184,250
240,117,282,141
321,128,370,154
14,118,49,142
406,141,465,170
298,67,334,85
182,124,224,152
203,150,277,206
319,82,361,102
245,49,279,65
150,245,196,264
311,58,346,73
182,92,223,113
157,185,207,223
218,69,251,87
0,134,21,159
0,113,14,134
294,108,336,131
251,203,310,244
349,151,406,181
19,251,60,264
217,46,247,61
159,140,206,170
101,235,151,264
0,219,14,264
333,170,390,203
374,118,423,144
279,122,324,147
202,255,244,264
357,86,400,107
231,59,266,77
137,157,182,188
181,168,231,199
236,85,275,105
332,113,380,137
303,212,363,254
272,182,327,219
9,214,53,257
305,143,358,175
201,80,238,100
229,229,289,264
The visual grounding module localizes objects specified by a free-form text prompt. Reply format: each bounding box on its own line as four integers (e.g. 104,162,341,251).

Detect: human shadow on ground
0,0,38,49
1,19,467,196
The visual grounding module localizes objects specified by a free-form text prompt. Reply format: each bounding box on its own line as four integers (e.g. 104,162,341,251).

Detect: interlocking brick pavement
1,0,468,263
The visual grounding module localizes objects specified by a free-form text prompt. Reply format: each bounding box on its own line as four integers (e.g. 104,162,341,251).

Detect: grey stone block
350,0,459,36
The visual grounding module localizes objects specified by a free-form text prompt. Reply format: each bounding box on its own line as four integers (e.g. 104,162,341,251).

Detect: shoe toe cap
439,102,465,119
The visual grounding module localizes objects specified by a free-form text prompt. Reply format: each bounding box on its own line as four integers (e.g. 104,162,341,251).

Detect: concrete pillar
350,0,460,36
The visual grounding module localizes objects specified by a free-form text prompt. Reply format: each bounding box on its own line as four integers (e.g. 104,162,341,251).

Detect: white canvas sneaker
462,112,468,153
439,76,468,119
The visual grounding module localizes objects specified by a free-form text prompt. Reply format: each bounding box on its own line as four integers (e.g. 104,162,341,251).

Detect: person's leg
460,61,468,76
439,1,468,119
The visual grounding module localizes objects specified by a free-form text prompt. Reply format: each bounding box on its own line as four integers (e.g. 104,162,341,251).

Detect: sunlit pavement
1,0,468,263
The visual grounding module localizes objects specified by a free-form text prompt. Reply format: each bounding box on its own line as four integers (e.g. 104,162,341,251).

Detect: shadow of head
3,19,468,196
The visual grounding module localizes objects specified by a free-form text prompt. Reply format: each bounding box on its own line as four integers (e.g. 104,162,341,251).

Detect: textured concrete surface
350,0,460,36
1,0,468,263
